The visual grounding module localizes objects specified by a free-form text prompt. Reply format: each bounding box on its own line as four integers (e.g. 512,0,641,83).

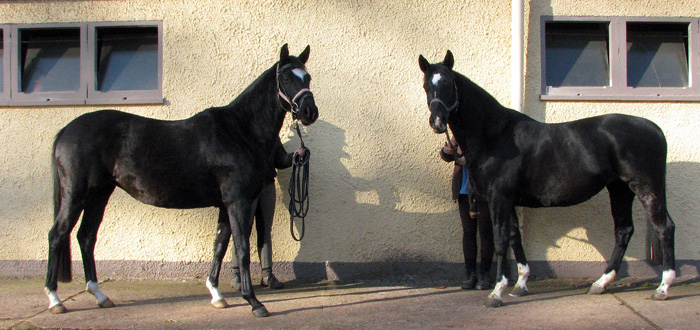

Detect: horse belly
114,165,219,209
524,162,612,208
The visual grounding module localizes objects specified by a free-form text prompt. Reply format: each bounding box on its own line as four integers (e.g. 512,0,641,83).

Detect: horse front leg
485,200,514,308
226,199,269,317
508,211,529,298
206,207,232,309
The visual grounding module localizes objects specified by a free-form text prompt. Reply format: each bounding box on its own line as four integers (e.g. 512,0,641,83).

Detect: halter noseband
429,79,459,114
277,63,312,118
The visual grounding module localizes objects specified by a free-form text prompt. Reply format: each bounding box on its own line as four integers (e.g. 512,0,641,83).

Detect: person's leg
458,194,478,289
257,183,284,289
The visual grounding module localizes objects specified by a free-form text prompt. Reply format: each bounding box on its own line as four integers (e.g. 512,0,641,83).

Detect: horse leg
226,198,269,317
639,190,676,300
589,180,635,295
484,199,514,308
76,185,115,308
206,207,232,309
508,212,530,297
45,195,83,314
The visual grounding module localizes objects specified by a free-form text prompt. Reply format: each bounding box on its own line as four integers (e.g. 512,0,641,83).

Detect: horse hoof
510,287,528,297
651,291,668,301
587,284,606,295
484,297,503,308
49,304,68,314
252,306,270,317
211,299,229,309
98,298,115,308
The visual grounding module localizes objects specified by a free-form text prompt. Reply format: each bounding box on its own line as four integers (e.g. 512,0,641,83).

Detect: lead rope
288,121,310,241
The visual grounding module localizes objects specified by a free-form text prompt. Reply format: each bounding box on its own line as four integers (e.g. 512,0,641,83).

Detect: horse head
419,50,458,134
277,44,318,126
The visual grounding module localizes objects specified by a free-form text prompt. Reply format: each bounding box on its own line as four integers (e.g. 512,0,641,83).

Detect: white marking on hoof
655,270,676,297
488,275,508,302
86,281,112,307
431,73,442,86
511,263,530,296
44,287,64,311
206,278,226,306
590,270,616,294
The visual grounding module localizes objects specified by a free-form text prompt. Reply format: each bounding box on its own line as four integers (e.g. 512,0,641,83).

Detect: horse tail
52,128,73,283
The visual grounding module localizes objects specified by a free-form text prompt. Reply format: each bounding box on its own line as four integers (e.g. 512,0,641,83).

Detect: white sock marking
206,278,224,303
44,287,61,308
514,263,530,291
431,73,442,86
86,281,110,305
656,270,676,295
488,275,509,301
592,270,617,289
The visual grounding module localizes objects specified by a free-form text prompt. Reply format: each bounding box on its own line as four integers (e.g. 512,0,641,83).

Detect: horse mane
452,71,534,137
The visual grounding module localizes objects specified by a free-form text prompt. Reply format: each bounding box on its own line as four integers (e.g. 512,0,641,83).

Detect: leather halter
276,63,312,118
428,81,459,114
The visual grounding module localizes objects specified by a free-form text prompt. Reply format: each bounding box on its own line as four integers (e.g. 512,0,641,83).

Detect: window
0,21,162,106
1,27,9,104
541,17,700,101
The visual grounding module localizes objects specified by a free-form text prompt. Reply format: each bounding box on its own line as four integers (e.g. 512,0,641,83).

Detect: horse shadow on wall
278,120,699,282
277,119,469,282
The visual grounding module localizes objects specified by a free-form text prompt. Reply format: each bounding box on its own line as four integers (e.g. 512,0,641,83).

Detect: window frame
86,21,163,105
0,20,162,106
1,26,10,105
541,16,700,101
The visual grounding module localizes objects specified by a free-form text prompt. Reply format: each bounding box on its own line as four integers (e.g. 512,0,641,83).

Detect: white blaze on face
292,68,308,82
431,73,442,86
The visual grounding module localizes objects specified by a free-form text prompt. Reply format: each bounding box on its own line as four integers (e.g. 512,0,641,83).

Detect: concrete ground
2,276,699,330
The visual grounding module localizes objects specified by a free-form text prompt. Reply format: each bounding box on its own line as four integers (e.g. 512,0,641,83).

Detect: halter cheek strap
276,63,312,117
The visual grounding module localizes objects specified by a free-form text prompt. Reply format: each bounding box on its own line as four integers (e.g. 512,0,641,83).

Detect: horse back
490,113,667,207
53,109,261,209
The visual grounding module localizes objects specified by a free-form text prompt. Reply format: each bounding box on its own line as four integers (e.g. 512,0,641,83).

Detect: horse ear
280,43,290,62
298,45,310,64
418,55,430,73
444,50,454,70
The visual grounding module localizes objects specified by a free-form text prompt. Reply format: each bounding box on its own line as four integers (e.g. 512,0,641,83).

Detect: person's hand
295,147,306,157
455,156,466,166
442,142,457,155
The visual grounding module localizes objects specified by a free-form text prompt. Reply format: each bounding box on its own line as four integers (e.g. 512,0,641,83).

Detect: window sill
541,94,700,102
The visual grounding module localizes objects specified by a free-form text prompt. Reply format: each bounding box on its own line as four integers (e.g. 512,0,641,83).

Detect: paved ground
1,276,699,329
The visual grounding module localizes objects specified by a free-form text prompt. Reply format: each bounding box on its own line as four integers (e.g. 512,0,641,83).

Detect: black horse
45,44,317,317
419,51,676,307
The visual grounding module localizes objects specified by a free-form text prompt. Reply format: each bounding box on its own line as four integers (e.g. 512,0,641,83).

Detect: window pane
19,28,80,93
96,26,158,92
627,22,688,88
545,22,610,87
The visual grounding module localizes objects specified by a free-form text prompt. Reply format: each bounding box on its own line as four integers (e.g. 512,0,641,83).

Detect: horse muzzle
429,107,448,133
295,93,318,126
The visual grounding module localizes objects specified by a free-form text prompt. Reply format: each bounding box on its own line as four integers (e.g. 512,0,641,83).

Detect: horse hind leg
589,180,635,295
45,195,84,314
508,213,530,298
77,185,116,309
206,207,232,309
640,191,676,300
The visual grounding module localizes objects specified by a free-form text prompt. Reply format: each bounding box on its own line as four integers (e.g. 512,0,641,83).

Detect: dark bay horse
45,44,317,317
419,51,676,307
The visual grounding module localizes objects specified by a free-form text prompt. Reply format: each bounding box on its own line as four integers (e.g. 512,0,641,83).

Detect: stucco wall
0,0,698,281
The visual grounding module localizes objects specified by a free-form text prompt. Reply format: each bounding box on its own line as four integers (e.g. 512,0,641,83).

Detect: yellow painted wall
0,0,698,279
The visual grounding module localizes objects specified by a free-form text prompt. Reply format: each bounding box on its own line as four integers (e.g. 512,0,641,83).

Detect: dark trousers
458,194,494,275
